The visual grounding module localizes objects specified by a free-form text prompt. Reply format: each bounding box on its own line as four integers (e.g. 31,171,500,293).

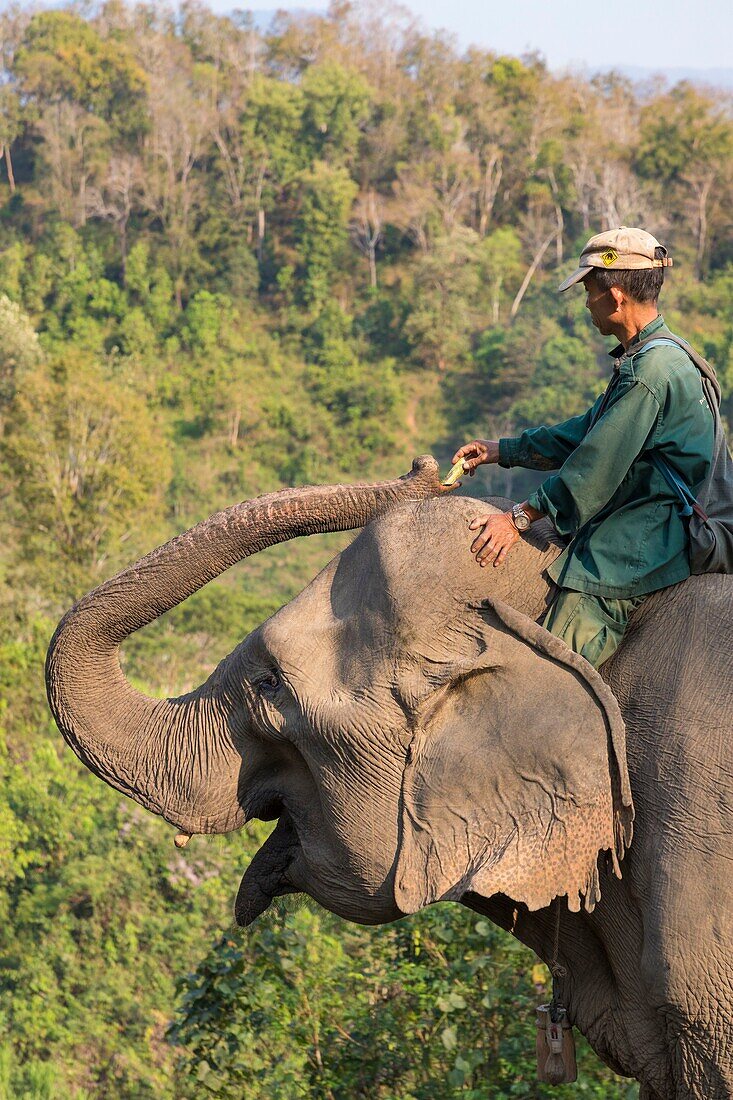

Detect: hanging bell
536,1003,577,1085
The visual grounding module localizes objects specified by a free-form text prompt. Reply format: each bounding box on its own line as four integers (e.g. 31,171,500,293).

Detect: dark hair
593,246,667,303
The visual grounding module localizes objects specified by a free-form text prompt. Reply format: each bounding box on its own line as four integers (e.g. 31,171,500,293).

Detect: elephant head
47,458,632,929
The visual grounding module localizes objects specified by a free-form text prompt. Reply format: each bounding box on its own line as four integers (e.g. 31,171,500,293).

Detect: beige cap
558,226,673,293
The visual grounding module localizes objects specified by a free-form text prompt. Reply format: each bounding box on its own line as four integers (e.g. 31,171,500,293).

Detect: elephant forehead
262,497,504,678
259,550,394,692
343,496,504,620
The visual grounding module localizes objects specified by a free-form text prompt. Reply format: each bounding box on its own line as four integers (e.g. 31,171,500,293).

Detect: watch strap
511,504,531,530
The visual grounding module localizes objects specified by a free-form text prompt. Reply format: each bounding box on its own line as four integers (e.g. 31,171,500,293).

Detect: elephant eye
257,670,282,698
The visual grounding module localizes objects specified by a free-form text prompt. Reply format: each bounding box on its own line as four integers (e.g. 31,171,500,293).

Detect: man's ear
394,598,633,916
610,285,626,311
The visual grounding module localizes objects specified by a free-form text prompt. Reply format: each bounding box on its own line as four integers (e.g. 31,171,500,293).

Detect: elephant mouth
235,813,300,926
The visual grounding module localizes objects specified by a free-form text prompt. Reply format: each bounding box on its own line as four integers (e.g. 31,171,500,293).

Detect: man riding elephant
454,227,716,668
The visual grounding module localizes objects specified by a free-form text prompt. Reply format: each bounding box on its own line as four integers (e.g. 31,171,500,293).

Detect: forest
0,1,731,1096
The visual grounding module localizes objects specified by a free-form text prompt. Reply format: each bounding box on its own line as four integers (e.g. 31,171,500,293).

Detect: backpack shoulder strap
633,335,723,517
648,450,709,521
632,331,722,406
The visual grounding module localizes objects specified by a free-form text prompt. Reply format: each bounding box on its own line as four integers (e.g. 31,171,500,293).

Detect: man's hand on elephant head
468,511,521,567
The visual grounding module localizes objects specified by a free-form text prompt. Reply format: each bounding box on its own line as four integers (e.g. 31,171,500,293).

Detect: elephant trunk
46,457,446,834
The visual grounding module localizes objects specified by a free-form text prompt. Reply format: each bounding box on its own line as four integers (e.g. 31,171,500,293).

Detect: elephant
46,456,733,1100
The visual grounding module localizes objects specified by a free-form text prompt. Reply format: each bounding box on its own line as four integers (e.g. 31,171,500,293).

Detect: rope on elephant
549,895,567,996
536,897,577,1085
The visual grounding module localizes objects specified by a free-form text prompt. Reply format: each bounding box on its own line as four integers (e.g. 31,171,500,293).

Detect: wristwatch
511,504,532,532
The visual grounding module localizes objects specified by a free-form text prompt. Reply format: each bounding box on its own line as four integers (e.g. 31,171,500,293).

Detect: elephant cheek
290,853,405,927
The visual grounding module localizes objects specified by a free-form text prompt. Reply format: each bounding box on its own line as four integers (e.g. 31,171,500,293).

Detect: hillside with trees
0,2,731,1096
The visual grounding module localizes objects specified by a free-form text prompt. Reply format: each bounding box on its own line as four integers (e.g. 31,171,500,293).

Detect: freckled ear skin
394,598,633,916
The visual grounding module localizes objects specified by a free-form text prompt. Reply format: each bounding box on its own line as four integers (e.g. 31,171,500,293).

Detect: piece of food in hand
443,459,468,486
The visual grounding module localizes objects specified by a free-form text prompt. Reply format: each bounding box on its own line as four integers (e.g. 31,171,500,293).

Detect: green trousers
543,590,647,669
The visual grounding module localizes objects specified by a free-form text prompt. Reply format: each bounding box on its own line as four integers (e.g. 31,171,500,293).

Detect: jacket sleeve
525,381,661,537
498,395,604,471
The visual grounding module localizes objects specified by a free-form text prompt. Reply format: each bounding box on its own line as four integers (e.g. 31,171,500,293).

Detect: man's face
582,272,618,335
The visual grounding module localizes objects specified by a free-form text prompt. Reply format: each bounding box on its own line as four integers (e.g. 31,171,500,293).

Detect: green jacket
498,316,715,597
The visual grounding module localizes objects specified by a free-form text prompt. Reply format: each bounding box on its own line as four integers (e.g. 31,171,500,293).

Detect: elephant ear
394,597,633,916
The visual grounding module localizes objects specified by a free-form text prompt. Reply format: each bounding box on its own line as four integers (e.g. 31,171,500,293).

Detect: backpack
631,332,733,575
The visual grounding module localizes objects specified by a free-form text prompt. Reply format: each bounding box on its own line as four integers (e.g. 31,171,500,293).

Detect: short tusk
174,832,193,848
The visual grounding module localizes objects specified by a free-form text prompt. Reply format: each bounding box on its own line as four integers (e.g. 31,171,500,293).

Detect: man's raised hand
451,439,500,476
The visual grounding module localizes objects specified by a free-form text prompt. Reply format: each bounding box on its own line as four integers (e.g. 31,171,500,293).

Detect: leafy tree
170,901,637,1099
14,10,148,139
298,302,403,466
636,84,733,274
404,229,482,370
0,84,22,192
123,241,176,332
294,160,358,311
0,294,42,427
480,226,524,325
301,61,373,167
233,75,306,264
1,354,171,597
509,330,602,429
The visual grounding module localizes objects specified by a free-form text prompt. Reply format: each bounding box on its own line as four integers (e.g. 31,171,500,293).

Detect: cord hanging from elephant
46,457,733,1100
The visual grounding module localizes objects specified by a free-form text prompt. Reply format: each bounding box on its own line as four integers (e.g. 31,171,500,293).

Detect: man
453,227,715,668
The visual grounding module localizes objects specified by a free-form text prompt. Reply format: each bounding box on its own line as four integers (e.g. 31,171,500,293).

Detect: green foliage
302,302,403,462
0,294,42,412
295,161,358,310
207,227,261,300
301,62,373,166
170,903,636,1099
636,84,733,186
510,330,602,429
404,230,483,370
0,84,23,160
0,1043,85,1100
480,227,525,324
472,310,605,431
123,242,176,332
2,353,171,597
0,716,243,1098
14,10,148,138
240,74,306,192
179,291,235,355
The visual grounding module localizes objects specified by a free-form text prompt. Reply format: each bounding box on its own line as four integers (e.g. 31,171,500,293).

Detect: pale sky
219,0,732,73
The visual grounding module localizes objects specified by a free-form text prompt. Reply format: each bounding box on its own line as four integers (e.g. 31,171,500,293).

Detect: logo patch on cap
601,248,618,267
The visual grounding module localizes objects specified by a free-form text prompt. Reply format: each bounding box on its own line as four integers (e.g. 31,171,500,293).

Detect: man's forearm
498,396,606,472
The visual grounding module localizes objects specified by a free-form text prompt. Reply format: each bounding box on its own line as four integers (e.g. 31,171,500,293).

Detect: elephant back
603,573,733,729
602,571,733,900
600,572,733,1061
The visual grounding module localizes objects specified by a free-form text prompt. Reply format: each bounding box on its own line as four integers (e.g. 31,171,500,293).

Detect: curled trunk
46,458,447,834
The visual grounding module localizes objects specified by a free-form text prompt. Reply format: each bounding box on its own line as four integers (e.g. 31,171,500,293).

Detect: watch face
513,509,530,531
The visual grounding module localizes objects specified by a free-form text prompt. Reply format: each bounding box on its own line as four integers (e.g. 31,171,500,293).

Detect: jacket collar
609,314,665,365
